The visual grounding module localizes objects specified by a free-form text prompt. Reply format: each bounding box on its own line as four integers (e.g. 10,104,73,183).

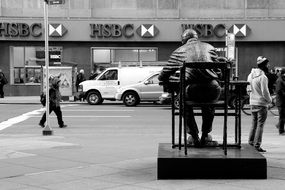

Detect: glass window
114,49,139,62
93,49,111,63
10,46,61,85
158,0,178,9
98,70,118,80
91,47,158,66
148,74,159,84
139,49,157,61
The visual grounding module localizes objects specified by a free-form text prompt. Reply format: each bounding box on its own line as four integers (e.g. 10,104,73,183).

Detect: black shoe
39,123,45,128
255,147,266,152
188,135,200,147
192,136,201,148
59,124,67,128
279,131,285,135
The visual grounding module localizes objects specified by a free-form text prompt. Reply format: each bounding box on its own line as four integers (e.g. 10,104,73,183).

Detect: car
78,66,163,105
159,92,180,109
115,72,164,106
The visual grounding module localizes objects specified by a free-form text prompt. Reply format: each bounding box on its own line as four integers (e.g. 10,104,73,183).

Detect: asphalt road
0,102,278,145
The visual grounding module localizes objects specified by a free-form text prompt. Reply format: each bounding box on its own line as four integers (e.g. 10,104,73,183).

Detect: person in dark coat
0,69,8,98
158,29,226,147
76,69,86,92
275,68,285,135
39,77,67,128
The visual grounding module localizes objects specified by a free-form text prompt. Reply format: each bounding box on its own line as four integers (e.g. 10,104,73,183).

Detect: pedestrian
76,69,86,92
158,29,226,147
266,69,278,95
0,69,8,98
247,56,272,152
275,68,285,135
39,77,67,128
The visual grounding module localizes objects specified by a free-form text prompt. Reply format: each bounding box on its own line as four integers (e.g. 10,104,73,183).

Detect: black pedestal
157,143,267,179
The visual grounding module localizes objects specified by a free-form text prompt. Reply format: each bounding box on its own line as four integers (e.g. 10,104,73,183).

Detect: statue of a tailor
158,29,227,147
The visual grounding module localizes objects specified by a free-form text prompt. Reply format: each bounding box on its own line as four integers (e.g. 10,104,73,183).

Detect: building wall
1,0,285,19
1,0,285,96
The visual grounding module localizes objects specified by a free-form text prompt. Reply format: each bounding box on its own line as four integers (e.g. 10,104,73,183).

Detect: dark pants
277,106,285,133
40,105,64,127
185,80,221,138
0,85,4,98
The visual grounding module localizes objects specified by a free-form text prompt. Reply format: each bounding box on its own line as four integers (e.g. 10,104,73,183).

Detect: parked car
78,66,162,105
159,91,180,109
115,72,164,106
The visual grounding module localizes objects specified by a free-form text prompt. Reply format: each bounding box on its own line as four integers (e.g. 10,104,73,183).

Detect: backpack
40,92,46,106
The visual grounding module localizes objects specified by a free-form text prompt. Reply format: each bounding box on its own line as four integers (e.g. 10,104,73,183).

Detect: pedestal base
157,143,267,179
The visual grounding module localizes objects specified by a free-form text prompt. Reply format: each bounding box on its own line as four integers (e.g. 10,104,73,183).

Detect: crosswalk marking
31,116,131,118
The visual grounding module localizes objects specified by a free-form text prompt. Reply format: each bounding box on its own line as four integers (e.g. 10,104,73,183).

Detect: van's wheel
87,91,103,105
123,92,140,106
174,95,180,109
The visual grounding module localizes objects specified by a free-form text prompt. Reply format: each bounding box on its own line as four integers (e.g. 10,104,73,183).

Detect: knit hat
257,56,269,65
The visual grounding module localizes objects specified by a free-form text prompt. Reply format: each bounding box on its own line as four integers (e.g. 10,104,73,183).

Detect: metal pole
43,0,53,135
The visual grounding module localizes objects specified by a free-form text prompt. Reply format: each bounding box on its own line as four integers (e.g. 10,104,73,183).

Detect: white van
78,66,163,105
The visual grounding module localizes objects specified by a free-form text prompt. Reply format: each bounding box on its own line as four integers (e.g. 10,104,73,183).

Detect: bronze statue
159,29,225,147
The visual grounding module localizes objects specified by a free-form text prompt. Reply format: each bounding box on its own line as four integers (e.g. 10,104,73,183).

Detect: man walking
39,77,67,128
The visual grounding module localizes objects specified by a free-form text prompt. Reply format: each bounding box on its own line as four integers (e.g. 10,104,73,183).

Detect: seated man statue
158,29,227,147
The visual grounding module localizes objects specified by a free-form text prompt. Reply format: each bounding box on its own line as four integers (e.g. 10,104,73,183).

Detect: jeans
185,80,221,138
248,105,268,148
40,105,64,127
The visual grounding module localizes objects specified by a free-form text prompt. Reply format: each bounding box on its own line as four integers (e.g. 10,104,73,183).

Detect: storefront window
92,47,157,65
139,49,156,61
11,46,62,85
114,49,139,62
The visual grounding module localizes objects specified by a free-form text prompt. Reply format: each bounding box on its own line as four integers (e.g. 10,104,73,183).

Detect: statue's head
181,29,198,45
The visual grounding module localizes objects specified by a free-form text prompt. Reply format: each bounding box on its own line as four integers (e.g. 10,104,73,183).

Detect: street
0,102,285,189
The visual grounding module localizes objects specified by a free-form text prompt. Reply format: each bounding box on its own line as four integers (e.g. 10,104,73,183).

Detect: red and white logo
136,24,159,38
49,23,67,37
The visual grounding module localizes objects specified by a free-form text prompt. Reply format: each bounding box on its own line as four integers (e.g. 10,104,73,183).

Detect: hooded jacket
247,68,272,106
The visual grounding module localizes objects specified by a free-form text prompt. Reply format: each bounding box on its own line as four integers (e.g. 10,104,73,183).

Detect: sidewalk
0,97,285,189
0,96,81,104
0,96,40,104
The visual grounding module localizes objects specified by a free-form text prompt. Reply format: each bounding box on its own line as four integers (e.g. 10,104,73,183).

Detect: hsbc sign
0,22,68,38
90,24,159,39
182,23,250,38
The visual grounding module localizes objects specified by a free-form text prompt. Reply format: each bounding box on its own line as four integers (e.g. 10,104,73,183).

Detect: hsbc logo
49,23,67,37
136,24,159,38
90,23,159,39
228,24,250,37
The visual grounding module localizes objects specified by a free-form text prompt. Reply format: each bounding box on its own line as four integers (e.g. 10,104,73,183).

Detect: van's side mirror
144,80,152,85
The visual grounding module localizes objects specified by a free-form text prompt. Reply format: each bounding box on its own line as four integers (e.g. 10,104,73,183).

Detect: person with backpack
0,69,8,98
39,77,67,128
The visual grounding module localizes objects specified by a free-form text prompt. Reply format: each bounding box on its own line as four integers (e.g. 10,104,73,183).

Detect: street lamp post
42,0,52,135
